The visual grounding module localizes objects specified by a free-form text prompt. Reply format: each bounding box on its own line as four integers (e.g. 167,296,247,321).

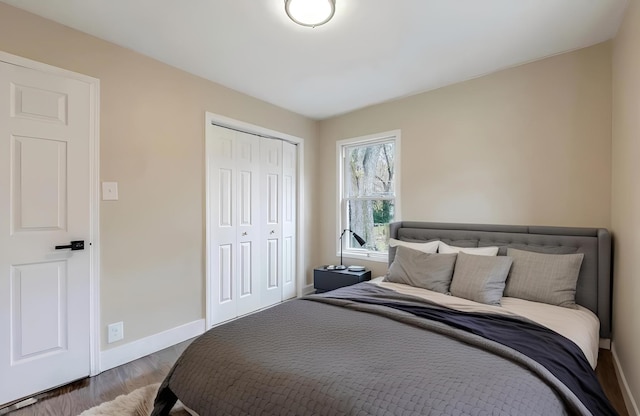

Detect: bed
152,221,616,416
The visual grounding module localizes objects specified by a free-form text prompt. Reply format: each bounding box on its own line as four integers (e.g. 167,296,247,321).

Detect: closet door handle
242,232,247,236
270,230,275,235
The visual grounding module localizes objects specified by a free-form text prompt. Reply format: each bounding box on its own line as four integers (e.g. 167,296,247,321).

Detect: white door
0,61,92,405
207,126,238,325
260,138,283,308
207,126,262,325
233,131,261,317
281,142,297,300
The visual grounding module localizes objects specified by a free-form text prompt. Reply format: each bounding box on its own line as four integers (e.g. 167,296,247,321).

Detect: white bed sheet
368,277,600,369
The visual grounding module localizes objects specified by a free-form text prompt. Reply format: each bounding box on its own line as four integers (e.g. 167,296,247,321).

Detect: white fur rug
78,383,190,416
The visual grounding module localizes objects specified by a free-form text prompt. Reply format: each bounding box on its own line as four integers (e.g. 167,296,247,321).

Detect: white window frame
336,130,401,263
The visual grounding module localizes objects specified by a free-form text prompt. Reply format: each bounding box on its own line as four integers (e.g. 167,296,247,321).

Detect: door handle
55,240,85,251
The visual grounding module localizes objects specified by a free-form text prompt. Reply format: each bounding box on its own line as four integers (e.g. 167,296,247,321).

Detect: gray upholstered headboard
389,221,612,338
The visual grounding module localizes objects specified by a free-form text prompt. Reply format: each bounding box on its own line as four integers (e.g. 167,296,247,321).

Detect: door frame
0,51,101,376
204,112,306,329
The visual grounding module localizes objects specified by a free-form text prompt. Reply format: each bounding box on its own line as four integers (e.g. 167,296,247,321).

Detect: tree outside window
340,133,398,258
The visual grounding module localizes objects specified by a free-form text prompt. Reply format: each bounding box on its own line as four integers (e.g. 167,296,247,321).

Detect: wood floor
597,348,630,416
2,345,629,415
3,339,193,416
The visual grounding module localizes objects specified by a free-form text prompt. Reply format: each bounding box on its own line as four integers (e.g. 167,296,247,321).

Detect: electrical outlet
107,321,124,343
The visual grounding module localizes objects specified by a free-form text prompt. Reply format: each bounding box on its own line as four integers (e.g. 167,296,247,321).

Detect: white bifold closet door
208,127,262,324
259,138,297,307
208,125,297,327
281,140,297,301
260,137,283,308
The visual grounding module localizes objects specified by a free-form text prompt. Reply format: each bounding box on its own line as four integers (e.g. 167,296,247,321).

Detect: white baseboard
599,338,611,350
99,319,205,373
611,342,640,416
302,284,315,295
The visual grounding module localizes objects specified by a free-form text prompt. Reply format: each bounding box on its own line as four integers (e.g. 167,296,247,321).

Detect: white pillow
389,238,439,254
438,241,499,256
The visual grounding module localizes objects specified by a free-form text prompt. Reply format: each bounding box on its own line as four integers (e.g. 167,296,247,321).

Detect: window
337,130,400,261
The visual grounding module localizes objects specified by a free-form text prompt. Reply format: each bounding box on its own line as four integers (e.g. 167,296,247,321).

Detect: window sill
338,250,388,263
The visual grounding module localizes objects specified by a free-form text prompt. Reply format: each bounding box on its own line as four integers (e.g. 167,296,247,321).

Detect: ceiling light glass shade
285,0,336,27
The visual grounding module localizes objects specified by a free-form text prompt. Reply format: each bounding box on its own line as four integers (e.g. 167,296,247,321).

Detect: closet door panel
267,174,279,224
218,244,233,302
266,239,279,289
260,138,283,308
235,132,261,316
282,142,297,300
238,242,252,296
208,127,237,325
219,169,233,227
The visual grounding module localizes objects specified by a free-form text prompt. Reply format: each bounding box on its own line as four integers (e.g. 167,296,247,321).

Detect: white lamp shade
285,0,336,27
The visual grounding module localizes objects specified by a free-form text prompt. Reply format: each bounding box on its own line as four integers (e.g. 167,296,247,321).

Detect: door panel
266,238,278,289
239,171,252,226
266,174,278,224
282,142,297,299
218,244,233,303
11,261,67,360
233,132,260,316
12,135,67,231
218,168,233,227
283,236,293,287
260,138,282,308
208,128,261,323
0,60,92,405
239,242,252,297
11,82,67,124
208,128,237,325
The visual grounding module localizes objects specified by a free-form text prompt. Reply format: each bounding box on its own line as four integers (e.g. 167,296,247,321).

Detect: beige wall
0,5,627,398
612,0,640,411
319,43,612,277
0,3,319,350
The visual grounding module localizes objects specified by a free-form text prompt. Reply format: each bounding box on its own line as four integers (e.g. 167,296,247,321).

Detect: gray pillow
450,253,513,305
504,248,584,308
384,246,457,293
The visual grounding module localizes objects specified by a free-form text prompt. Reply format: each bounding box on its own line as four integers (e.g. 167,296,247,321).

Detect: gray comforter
152,284,604,416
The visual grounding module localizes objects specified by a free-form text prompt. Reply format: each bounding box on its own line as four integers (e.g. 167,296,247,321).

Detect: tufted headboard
389,221,612,338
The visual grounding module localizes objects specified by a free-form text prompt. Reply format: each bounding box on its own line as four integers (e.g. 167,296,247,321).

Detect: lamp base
334,265,347,270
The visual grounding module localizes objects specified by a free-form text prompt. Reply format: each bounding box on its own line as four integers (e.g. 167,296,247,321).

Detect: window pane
346,199,394,252
344,142,395,198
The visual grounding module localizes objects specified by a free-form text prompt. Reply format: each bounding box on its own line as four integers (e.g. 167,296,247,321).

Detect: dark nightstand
313,267,372,293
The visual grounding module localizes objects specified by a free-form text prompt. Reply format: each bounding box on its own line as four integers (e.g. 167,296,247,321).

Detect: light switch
102,181,119,201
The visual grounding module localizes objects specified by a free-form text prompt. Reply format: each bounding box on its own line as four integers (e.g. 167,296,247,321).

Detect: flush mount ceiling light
285,0,336,27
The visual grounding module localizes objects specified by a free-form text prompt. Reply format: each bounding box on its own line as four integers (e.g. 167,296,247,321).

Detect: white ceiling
2,0,628,119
